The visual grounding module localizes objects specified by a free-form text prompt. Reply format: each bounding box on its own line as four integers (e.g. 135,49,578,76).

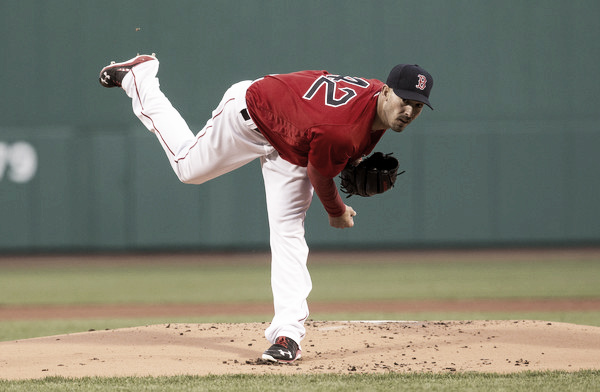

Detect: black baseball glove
339,152,404,197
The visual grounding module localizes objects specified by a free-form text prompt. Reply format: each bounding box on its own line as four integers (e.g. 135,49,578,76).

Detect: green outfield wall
1,1,599,252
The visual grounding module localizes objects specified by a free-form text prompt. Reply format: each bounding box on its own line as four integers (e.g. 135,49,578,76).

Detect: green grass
310,259,600,301
0,258,598,307
0,263,273,306
1,371,599,391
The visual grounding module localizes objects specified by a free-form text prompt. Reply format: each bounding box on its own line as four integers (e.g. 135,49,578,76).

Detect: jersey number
303,75,369,107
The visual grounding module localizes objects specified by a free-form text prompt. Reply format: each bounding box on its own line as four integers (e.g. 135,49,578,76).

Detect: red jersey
246,70,385,179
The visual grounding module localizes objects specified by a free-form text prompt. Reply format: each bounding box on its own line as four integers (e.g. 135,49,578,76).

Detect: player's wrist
325,201,346,217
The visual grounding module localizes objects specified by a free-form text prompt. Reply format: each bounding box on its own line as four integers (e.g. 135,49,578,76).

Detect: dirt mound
1,320,599,380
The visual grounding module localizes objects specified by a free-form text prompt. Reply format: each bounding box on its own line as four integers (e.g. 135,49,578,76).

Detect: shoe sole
261,352,302,363
99,54,157,86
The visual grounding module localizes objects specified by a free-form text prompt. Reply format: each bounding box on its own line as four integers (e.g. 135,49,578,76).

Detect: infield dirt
1,319,600,380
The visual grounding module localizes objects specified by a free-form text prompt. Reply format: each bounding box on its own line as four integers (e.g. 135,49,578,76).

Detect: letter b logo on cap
415,75,427,91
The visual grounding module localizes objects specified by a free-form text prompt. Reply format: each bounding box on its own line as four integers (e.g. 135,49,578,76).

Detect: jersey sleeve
307,162,346,217
307,126,355,179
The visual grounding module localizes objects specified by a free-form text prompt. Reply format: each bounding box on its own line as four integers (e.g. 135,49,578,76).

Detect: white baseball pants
121,59,314,345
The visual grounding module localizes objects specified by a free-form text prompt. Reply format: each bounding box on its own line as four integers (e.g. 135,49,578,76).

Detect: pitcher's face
379,86,424,132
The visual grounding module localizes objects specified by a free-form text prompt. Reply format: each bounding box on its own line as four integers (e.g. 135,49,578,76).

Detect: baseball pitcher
99,55,433,363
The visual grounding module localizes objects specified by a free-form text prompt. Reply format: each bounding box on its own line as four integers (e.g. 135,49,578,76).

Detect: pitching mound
1,320,599,380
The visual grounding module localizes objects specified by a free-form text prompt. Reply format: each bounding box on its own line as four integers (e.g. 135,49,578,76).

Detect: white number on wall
0,141,38,183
